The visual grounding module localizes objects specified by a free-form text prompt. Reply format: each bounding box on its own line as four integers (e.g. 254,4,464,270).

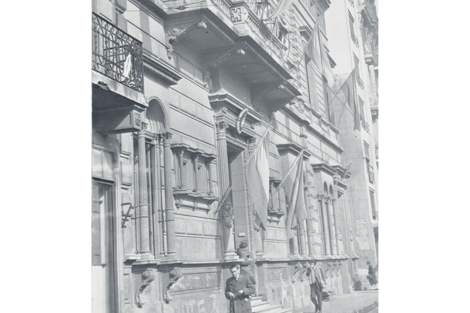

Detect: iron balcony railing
92,13,144,93
364,0,378,26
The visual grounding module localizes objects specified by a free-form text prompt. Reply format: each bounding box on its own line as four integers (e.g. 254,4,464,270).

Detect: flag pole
214,121,272,215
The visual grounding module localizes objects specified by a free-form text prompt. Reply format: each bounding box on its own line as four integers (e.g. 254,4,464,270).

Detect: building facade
91,0,378,312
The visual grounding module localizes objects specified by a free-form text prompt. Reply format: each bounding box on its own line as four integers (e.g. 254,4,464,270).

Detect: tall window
349,11,357,45
364,141,375,183
306,58,319,110
369,189,377,219
354,54,361,78
359,96,365,122
323,77,334,124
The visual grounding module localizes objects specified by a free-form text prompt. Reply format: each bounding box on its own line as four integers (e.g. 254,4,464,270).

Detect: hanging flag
305,24,322,70
333,68,360,131
280,151,308,239
265,0,294,21
245,131,270,231
123,53,132,79
320,41,335,87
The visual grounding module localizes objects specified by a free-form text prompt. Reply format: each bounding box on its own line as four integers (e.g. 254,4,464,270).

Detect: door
92,182,116,313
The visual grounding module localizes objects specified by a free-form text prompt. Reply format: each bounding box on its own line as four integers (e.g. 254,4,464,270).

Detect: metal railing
92,13,144,93
364,0,378,26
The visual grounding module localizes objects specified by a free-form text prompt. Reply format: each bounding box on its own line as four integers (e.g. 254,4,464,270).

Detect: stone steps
250,296,292,313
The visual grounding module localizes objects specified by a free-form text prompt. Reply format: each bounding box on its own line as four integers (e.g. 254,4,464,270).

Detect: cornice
143,49,183,86
317,0,332,12
277,142,304,155
311,162,337,176
170,143,216,160
209,92,262,123
332,165,351,180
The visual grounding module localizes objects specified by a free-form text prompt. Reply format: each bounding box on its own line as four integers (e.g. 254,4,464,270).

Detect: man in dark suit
225,264,256,313
307,261,326,313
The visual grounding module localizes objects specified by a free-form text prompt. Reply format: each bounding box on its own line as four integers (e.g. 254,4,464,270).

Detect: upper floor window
305,58,319,111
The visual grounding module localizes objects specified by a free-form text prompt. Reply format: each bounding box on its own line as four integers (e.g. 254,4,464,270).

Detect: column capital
160,131,173,143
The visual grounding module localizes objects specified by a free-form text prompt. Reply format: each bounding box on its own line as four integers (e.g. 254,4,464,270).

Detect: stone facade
91,0,379,312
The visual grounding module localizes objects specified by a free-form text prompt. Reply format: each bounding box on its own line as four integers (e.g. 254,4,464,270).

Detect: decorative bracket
204,46,246,69
165,20,208,60
136,270,156,308
164,268,183,303
291,262,303,283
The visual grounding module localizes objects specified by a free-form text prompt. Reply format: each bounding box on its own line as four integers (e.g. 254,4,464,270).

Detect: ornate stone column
162,132,176,256
327,197,338,256
304,175,316,258
138,129,152,259
247,136,264,258
331,199,341,257
298,220,307,257
290,229,300,258
319,195,331,257
216,121,237,260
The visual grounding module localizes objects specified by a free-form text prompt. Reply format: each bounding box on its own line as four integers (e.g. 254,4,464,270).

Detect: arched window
132,98,175,258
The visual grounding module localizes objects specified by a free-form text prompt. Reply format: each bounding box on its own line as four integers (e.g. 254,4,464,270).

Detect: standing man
367,261,378,289
225,264,256,313
307,261,326,313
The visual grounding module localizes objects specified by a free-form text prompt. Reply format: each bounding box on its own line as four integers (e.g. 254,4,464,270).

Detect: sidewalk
301,290,378,313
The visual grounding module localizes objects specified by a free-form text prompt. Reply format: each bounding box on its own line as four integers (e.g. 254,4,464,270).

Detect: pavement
301,290,378,313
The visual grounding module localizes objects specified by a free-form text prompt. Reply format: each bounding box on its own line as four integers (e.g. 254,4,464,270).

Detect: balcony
364,0,378,26
92,13,144,93
92,13,147,134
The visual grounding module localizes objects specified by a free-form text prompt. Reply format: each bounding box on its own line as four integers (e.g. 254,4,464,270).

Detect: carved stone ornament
164,268,183,304
236,108,248,134
222,203,234,228
203,71,212,91
291,262,303,283
230,6,248,23
165,21,207,60
136,270,156,308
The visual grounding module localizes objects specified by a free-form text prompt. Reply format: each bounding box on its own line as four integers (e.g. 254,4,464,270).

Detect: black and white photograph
90,0,378,312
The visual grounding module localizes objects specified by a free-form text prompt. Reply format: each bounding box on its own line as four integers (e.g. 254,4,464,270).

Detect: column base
223,252,240,261
139,252,154,260
289,254,301,260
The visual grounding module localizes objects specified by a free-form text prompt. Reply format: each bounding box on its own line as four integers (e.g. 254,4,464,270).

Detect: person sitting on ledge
236,240,256,285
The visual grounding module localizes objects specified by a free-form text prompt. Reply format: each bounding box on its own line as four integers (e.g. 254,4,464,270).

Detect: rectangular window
369,189,377,219
364,141,370,159
306,59,318,110
354,54,361,76
359,96,365,122
349,11,356,43
323,77,334,124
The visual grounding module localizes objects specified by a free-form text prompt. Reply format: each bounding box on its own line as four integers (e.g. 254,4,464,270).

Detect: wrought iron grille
92,13,144,93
